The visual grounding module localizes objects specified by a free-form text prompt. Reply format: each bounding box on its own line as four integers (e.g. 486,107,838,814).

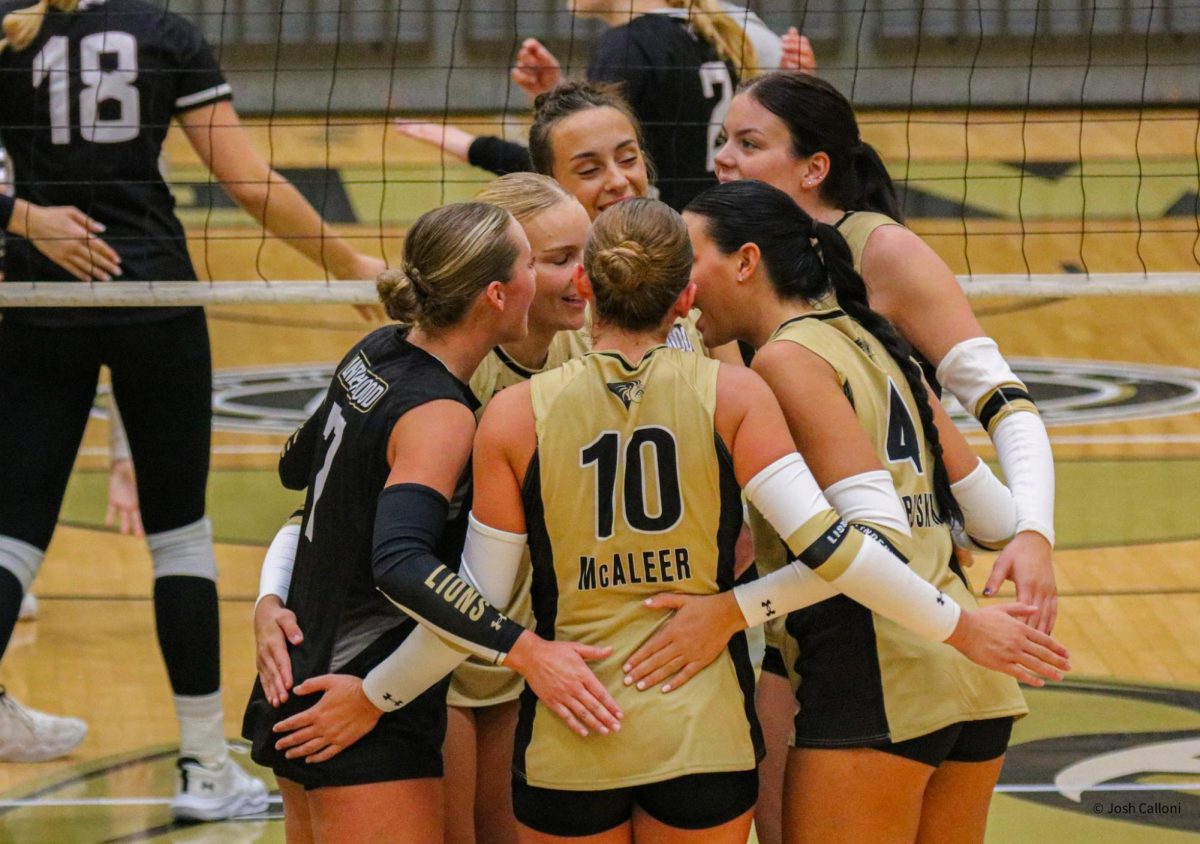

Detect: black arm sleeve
372,483,525,663
0,193,13,231
467,136,533,176
278,412,323,490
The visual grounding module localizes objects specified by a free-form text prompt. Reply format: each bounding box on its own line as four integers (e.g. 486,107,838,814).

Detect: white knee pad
0,536,44,592
147,518,217,581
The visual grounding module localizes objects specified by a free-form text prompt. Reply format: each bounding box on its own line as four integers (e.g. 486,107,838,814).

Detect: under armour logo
382,692,404,709
491,618,504,630
762,599,776,618
936,593,945,605
201,781,215,791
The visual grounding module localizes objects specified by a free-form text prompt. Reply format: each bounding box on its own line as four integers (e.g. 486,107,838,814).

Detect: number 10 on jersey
580,426,684,539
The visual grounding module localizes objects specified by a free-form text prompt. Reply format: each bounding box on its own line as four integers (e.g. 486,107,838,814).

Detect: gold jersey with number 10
514,346,760,790
451,313,709,709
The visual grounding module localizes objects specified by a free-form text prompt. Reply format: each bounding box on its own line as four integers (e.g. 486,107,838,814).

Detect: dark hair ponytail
739,72,905,223
812,225,962,528
686,180,960,527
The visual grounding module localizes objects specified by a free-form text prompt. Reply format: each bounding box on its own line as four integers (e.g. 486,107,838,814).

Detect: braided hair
685,180,961,526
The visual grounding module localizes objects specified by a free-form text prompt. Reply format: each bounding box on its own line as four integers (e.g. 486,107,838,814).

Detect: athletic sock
174,690,228,767
0,539,42,655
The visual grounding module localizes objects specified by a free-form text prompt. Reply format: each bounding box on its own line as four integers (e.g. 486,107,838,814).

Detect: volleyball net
0,0,1197,307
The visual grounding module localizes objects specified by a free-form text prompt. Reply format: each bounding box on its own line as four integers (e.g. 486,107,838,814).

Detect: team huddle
247,81,1069,844
0,0,1069,842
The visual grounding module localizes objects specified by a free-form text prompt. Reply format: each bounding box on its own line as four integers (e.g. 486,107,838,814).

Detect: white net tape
0,273,1198,307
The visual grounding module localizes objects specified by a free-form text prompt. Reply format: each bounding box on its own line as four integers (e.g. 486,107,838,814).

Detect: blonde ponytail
584,198,691,332
664,0,760,80
0,0,77,54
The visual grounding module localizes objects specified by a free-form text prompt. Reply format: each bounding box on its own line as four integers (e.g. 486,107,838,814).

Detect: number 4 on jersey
885,379,924,473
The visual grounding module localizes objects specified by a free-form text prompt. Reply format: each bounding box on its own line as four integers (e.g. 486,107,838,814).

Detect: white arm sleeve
823,470,911,538
992,413,1055,545
951,458,1018,549
736,455,962,641
936,336,1055,545
255,521,299,608
459,513,525,607
362,515,526,711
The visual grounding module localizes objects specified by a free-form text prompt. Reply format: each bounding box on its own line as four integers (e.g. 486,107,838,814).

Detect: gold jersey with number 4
515,346,760,790
758,310,1027,745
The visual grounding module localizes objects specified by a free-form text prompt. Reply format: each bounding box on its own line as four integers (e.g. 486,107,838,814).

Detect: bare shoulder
750,338,838,387
476,380,536,458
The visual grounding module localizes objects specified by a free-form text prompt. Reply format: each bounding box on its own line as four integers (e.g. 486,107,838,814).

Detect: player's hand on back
505,631,623,737
11,203,122,282
254,596,304,707
623,591,746,693
982,531,1058,633
510,38,562,98
945,602,1070,686
273,674,381,763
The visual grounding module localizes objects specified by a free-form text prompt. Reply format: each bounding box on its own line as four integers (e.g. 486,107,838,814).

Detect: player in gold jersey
712,73,1058,844
450,173,591,844
625,179,1055,844
368,198,1063,842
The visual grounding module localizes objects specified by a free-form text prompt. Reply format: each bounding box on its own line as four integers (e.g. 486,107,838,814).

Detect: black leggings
0,310,212,548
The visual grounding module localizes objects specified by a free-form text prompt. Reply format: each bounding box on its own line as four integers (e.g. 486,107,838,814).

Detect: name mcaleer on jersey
577,546,693,591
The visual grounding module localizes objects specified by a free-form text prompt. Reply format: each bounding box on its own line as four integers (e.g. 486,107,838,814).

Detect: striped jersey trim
176,83,234,110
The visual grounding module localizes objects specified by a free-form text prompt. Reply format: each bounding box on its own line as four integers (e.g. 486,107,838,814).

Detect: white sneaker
171,750,270,821
0,689,87,761
17,594,36,622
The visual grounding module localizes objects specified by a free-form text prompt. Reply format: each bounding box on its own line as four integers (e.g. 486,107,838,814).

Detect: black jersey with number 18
0,0,231,325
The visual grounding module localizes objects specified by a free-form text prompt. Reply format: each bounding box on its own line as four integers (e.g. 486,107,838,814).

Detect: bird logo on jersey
607,380,645,410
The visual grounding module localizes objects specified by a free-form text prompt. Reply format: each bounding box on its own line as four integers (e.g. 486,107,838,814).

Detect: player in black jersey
395,1,802,211
244,202,620,843
0,0,381,819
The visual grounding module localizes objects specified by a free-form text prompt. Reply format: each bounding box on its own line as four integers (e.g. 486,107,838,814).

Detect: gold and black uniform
755,310,1027,747
450,329,590,709
515,347,760,791
450,314,707,710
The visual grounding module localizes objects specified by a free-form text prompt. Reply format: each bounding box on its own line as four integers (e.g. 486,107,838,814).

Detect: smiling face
521,198,591,333
548,106,650,220
713,92,809,202
683,210,745,348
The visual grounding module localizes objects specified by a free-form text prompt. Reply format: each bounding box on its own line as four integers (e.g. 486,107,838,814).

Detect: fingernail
623,676,633,686
643,598,652,605
982,588,992,596
636,681,646,690
661,684,671,693
622,663,631,673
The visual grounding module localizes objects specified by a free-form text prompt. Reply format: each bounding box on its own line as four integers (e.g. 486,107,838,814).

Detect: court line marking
2,782,1197,808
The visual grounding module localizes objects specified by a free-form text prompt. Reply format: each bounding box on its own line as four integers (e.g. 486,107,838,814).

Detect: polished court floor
1,109,1198,842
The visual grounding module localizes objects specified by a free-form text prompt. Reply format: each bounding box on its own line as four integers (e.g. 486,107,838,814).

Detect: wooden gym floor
0,109,1197,842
